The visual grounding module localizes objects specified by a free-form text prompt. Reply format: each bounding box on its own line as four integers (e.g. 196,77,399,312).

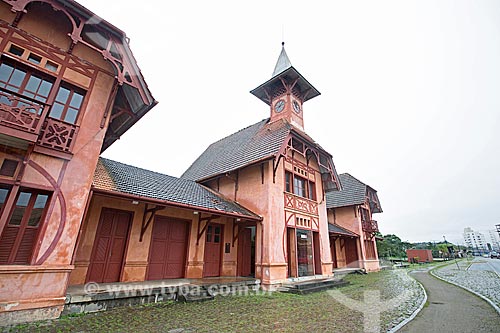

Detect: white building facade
463,227,488,252
486,230,500,251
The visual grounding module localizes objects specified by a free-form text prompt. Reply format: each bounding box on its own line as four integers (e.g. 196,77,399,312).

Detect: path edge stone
389,271,428,333
430,266,500,316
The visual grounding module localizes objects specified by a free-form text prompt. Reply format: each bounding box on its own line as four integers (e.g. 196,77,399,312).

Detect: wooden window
49,84,85,124
44,61,58,72
0,189,50,265
206,225,212,242
0,60,54,109
308,181,316,201
8,45,24,57
0,159,18,177
285,171,292,193
361,208,370,222
293,175,307,198
213,226,221,243
285,170,317,201
27,53,42,65
0,186,10,216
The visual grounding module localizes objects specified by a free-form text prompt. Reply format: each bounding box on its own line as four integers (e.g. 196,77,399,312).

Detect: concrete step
177,286,214,302
280,278,349,295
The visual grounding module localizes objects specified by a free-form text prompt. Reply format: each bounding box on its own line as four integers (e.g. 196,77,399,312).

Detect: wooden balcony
37,117,78,154
284,192,319,216
362,220,379,233
0,90,77,156
0,90,47,142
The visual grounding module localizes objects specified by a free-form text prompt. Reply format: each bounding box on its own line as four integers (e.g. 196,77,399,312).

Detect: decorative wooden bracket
139,204,165,241
232,220,245,247
272,155,283,184
196,214,220,245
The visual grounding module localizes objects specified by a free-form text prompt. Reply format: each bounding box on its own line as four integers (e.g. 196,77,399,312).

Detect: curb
388,271,428,333
486,262,500,279
430,268,500,316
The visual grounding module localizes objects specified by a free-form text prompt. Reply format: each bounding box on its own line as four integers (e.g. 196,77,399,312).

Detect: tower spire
250,43,321,131
272,42,292,77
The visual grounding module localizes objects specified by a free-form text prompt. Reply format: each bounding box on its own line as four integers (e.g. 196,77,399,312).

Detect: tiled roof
326,173,366,209
181,118,290,181
326,173,382,213
328,223,359,237
182,118,341,193
93,157,261,220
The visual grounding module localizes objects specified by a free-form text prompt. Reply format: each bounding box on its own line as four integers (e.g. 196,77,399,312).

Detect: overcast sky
77,0,500,245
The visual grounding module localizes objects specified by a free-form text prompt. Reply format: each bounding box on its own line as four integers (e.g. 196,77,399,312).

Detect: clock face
274,99,285,113
293,100,301,113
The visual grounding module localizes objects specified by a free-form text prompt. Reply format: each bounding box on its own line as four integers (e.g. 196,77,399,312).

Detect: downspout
261,220,264,285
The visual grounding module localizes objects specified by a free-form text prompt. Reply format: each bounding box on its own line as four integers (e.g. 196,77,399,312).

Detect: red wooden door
147,216,188,280
237,228,252,276
203,223,223,277
345,238,359,266
331,238,338,268
87,209,131,283
313,232,322,274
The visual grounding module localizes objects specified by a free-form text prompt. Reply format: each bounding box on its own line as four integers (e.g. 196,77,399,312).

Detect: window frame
0,59,55,109
0,57,88,125
285,170,317,201
49,83,86,124
0,187,52,265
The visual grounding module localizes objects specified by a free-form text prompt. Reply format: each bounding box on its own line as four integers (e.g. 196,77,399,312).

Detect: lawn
7,270,423,333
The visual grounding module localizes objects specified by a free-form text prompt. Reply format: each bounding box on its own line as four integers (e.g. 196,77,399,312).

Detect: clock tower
250,43,320,130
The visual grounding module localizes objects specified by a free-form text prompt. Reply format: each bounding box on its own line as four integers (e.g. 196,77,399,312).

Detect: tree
376,234,407,259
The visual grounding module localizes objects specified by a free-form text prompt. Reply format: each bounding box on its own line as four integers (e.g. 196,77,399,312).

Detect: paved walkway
400,270,500,333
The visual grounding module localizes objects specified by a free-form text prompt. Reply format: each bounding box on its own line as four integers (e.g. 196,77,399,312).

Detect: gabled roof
326,173,383,213
93,158,261,220
328,223,359,238
181,118,290,181
181,118,340,191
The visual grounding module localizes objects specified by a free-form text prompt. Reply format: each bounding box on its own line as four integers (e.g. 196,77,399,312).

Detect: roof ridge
340,173,367,187
210,118,269,146
181,118,270,177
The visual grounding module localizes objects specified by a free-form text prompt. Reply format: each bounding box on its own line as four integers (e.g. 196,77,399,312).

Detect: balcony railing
0,90,47,139
362,220,379,233
37,117,78,154
0,89,78,154
284,192,319,216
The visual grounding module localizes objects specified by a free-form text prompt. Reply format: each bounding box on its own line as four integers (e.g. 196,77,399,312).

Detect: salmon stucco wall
0,3,124,323
330,205,380,271
208,152,334,285
71,194,243,284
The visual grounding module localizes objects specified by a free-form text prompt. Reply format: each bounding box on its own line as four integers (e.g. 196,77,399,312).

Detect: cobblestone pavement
433,258,500,310
383,269,426,331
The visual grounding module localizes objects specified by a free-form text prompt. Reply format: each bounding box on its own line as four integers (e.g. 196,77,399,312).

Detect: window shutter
0,226,19,264
13,228,38,264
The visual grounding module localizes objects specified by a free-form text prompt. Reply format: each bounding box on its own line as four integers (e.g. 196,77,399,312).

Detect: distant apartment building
463,227,487,251
486,229,500,251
